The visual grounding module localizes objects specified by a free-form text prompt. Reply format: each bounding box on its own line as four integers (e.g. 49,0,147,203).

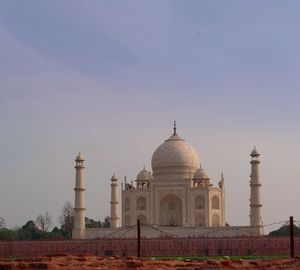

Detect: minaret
110,174,119,228
73,152,86,239
249,147,264,235
219,173,226,226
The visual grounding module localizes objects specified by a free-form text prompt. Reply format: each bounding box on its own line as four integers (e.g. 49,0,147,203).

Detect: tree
0,228,17,240
85,217,102,228
0,217,5,229
35,211,52,232
102,216,111,228
268,224,300,236
59,201,74,238
18,220,39,240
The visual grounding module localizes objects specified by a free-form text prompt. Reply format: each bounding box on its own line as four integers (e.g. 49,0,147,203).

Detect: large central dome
151,130,200,178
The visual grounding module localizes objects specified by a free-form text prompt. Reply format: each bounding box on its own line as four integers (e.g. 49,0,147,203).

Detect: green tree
0,221,65,241
0,228,17,240
85,217,102,228
17,220,39,240
268,224,300,236
59,201,74,238
0,217,5,229
35,211,52,232
102,216,111,228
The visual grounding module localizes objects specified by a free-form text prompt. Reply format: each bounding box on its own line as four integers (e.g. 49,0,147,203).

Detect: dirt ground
1,255,300,269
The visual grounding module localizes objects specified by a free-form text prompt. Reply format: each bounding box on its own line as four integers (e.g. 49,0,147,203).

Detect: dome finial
111,172,117,180
75,152,84,161
173,120,177,134
250,146,260,157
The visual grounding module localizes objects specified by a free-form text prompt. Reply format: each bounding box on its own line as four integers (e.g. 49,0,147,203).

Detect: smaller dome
194,165,210,180
75,152,84,161
136,167,152,181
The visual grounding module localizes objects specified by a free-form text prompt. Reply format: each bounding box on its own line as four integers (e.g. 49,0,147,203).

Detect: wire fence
97,219,290,239
1,219,298,258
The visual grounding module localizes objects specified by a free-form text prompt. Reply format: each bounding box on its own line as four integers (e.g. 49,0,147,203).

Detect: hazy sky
1,1,300,232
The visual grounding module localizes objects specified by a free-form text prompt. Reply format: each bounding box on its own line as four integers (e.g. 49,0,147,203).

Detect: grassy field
151,255,292,260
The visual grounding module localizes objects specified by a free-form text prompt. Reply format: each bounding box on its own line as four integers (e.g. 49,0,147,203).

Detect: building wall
191,187,224,227
122,189,150,226
0,237,298,258
84,225,262,239
122,181,224,228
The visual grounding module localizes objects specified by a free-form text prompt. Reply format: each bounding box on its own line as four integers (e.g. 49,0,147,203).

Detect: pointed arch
212,214,220,226
159,194,182,227
137,214,147,225
136,197,146,210
124,215,130,226
195,213,205,227
212,196,220,209
195,195,205,209
124,197,130,211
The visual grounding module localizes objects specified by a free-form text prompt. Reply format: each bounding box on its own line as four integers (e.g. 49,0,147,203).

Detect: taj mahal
72,123,263,239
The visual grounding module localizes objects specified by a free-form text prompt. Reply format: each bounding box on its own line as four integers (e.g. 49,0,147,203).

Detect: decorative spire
173,120,177,134
250,146,260,157
218,173,224,188
75,151,84,161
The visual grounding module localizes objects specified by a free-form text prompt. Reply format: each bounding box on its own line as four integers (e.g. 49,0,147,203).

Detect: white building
72,123,263,239
122,124,225,228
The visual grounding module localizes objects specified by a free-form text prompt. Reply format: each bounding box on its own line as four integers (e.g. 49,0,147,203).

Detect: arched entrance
195,213,205,227
137,214,147,225
159,194,182,226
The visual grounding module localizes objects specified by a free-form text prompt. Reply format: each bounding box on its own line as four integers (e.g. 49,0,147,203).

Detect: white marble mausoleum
72,123,263,239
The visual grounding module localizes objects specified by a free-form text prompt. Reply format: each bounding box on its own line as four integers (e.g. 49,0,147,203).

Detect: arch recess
195,195,205,209
125,197,130,211
159,194,182,227
136,197,146,210
124,215,130,226
137,214,147,225
212,213,220,226
212,196,220,209
195,213,205,226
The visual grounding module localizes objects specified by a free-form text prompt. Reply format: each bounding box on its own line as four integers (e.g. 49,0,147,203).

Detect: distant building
72,123,263,239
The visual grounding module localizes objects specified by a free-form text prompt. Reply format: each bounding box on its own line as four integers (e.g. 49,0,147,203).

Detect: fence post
290,216,294,258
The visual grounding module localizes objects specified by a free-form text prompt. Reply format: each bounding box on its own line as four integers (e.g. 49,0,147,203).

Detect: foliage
268,224,300,236
0,228,17,240
0,201,111,241
58,201,74,239
35,211,52,232
0,217,5,229
0,220,64,241
85,217,102,228
85,216,111,228
102,216,111,228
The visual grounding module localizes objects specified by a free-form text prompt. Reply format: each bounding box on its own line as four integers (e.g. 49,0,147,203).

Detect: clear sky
1,1,300,232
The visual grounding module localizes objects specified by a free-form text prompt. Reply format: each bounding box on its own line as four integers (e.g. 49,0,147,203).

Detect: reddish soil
1,255,300,269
